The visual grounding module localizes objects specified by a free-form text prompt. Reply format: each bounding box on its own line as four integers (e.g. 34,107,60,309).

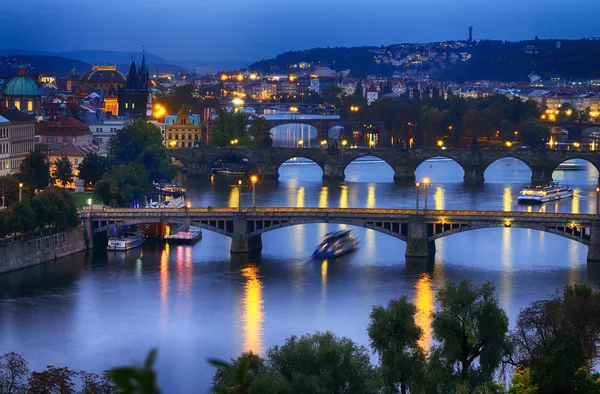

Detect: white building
0,115,9,176
0,110,35,174
310,78,321,93
366,85,379,105
81,111,126,149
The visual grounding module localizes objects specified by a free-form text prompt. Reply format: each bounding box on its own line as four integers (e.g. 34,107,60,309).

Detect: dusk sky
1,0,597,62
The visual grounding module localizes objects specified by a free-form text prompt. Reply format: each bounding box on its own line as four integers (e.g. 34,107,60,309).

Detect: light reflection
572,188,580,214
297,187,305,208
135,253,143,279
319,186,328,208
229,186,240,208
183,246,193,297
321,259,328,300
366,184,375,208
434,186,444,210
365,228,375,257
500,227,513,316
340,185,348,208
414,273,434,352
503,187,512,212
160,243,170,322
176,246,184,295
241,264,264,354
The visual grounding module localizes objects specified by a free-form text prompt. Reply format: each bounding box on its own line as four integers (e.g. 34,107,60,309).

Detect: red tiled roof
49,143,86,158
36,115,92,136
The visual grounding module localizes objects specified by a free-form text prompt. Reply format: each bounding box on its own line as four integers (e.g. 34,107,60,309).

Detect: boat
152,181,186,195
146,196,186,209
313,229,359,258
166,226,203,244
107,228,146,251
517,182,573,204
555,160,586,171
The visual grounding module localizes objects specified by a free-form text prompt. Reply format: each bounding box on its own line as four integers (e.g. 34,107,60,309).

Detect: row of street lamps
234,175,259,209
415,177,430,213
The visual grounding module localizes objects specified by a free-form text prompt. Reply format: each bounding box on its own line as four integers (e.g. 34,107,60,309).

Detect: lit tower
469,25,473,42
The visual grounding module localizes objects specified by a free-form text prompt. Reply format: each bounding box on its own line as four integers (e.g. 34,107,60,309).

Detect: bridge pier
531,166,554,186
405,215,436,258
393,165,416,184
230,213,263,254
587,220,600,263
256,163,279,180
463,165,485,186
322,164,345,181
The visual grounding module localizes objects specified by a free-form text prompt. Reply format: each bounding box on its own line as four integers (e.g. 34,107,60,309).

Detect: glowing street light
320,139,328,146
298,139,304,147
232,98,244,107
596,186,600,218
341,139,348,147
18,182,23,202
505,141,513,148
415,182,421,213
250,175,259,207
437,140,444,148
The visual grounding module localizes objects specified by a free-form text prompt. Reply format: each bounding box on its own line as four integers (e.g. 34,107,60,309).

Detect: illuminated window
132,103,135,109
27,101,32,111
14,101,20,110
125,103,128,109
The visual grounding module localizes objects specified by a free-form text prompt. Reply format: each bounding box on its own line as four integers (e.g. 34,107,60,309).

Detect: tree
27,366,77,394
109,349,160,394
321,84,343,107
267,332,379,394
78,154,110,188
78,371,120,394
247,115,272,147
431,280,510,389
29,197,57,231
0,175,21,208
19,151,50,193
368,297,425,394
0,352,29,394
355,81,363,98
94,163,149,207
52,155,74,188
37,187,79,229
7,202,35,235
108,120,164,166
209,352,268,394
382,79,393,95
211,109,250,146
520,118,549,148
508,366,537,394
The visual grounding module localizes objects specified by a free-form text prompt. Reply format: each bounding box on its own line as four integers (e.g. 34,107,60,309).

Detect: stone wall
0,227,86,274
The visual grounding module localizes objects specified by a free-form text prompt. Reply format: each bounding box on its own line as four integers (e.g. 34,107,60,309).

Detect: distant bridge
169,147,600,185
82,207,600,262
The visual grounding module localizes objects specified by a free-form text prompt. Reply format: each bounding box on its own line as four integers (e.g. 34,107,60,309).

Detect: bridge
169,147,600,185
82,207,600,262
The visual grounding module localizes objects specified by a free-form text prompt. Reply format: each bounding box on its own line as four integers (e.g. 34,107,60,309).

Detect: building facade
80,65,126,95
118,54,151,119
165,110,201,149
0,110,36,174
36,113,93,145
2,64,42,116
0,115,9,176
81,111,126,149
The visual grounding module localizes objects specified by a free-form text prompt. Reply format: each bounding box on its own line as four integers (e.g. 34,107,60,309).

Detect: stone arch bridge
83,207,600,262
169,147,600,185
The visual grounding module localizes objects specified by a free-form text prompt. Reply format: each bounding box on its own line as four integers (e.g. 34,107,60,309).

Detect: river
1,157,599,393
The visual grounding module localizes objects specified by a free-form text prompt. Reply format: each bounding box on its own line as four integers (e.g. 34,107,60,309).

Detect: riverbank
0,227,86,274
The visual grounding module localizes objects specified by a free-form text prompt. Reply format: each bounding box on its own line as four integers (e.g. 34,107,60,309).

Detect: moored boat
313,230,359,258
107,227,146,251
166,226,203,244
517,182,573,204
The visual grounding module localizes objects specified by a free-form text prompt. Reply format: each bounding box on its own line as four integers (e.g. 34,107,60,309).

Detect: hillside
0,54,90,76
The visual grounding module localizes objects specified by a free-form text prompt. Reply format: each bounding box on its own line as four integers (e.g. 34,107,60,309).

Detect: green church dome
4,64,40,97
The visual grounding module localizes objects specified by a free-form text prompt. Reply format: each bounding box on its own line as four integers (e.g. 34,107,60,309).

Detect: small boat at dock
166,226,203,244
107,227,145,251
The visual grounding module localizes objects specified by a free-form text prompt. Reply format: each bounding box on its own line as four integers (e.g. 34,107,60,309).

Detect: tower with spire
118,50,151,119
469,25,473,42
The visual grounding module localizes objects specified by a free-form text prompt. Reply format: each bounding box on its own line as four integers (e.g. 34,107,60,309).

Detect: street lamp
320,139,328,147
596,187,600,219
298,139,304,147
505,141,513,148
341,139,348,147
250,175,259,208
415,182,421,213
437,140,444,148
18,182,23,202
423,178,430,210
237,179,243,211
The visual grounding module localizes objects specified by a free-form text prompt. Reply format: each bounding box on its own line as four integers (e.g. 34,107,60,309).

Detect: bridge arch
428,222,589,245
277,156,324,178
268,123,319,147
483,156,533,183
91,217,234,239
414,155,467,183
343,154,395,181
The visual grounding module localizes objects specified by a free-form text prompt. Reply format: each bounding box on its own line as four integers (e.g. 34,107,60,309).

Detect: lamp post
18,182,23,202
423,178,430,211
237,180,243,211
415,182,420,213
250,175,259,208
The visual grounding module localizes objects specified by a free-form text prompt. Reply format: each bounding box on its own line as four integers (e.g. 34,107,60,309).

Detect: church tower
103,85,119,115
118,52,150,119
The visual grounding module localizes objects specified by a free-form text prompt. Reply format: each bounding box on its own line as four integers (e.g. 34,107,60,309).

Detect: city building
165,109,201,149
118,54,151,119
310,78,320,93
366,85,379,105
80,111,126,149
102,86,119,115
0,109,35,174
80,65,126,95
1,64,42,116
469,25,473,42
0,115,9,176
36,107,93,145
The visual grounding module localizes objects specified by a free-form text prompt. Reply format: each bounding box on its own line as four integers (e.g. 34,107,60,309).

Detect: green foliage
78,153,110,188
209,352,267,394
211,109,251,147
93,163,149,207
109,349,160,394
7,202,36,234
432,280,511,389
368,296,426,394
37,187,79,228
0,175,21,208
509,366,537,394
321,84,343,107
247,115,272,147
52,154,74,187
19,151,50,193
520,119,549,148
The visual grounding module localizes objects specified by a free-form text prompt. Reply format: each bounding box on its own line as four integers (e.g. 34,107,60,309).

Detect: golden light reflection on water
500,227,513,316
183,246,193,297
503,187,512,212
321,259,328,300
340,185,348,208
297,187,305,208
568,240,580,285
319,186,328,208
176,246,184,295
434,186,444,210
366,184,375,208
572,188,580,214
160,243,169,323
229,186,240,208
414,273,434,352
241,264,263,354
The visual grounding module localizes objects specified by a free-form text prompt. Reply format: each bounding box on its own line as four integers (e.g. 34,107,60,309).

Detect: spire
125,57,139,89
139,49,147,88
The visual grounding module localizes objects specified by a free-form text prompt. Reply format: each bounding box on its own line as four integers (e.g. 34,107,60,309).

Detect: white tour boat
313,230,359,258
518,182,573,204
107,229,146,251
